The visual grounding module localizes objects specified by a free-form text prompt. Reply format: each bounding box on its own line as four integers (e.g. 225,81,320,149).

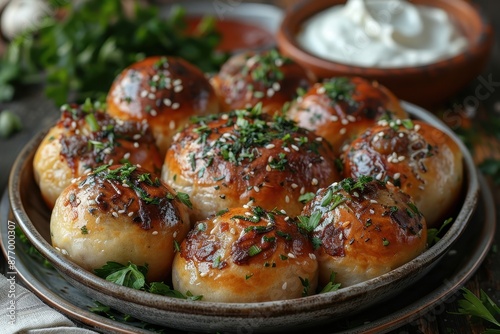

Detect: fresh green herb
320,272,341,293
321,77,355,104
213,255,222,269
276,230,292,240
216,208,229,216
312,237,322,250
268,153,288,171
427,218,454,246
245,49,290,87
149,282,202,300
80,225,89,235
330,193,347,211
297,211,322,233
300,277,310,297
176,192,193,209
173,240,181,253
320,188,333,207
0,0,226,105
338,176,373,193
94,261,148,290
382,238,390,246
0,110,22,139
279,254,288,261
401,119,414,130
453,288,500,330
480,158,500,185
299,192,315,204
248,245,262,256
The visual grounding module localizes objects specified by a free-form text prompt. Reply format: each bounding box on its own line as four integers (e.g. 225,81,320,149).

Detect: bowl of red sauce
160,1,283,53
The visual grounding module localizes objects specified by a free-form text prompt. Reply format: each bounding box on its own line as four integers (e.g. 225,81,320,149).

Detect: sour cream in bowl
277,0,493,106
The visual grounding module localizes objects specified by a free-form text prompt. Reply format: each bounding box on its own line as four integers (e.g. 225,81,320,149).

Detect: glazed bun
162,106,342,222
172,206,318,302
210,49,313,115
33,101,162,209
50,164,191,282
106,56,220,155
343,119,463,227
301,177,427,287
287,76,407,154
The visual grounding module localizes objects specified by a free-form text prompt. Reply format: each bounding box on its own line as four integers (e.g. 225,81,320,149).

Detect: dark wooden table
1,0,499,333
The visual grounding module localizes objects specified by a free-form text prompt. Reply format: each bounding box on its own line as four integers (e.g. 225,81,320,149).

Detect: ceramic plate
5,102,481,332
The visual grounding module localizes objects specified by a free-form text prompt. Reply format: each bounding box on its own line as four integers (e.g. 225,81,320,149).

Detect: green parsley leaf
297,211,322,233
320,272,341,293
94,261,148,290
427,217,453,246
176,192,193,209
454,288,500,328
299,192,315,204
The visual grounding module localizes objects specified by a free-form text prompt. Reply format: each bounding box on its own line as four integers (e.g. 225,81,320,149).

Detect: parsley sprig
94,261,202,301
0,0,227,105
454,288,500,331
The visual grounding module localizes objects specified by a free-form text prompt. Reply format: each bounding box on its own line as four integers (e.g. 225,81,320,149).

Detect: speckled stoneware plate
6,102,481,333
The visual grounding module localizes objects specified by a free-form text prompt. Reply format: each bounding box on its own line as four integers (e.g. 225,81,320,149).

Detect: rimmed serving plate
5,102,481,332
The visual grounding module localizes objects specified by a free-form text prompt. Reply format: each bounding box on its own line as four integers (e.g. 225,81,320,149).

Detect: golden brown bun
106,56,220,156
343,120,463,228
301,177,427,287
162,107,343,222
210,49,313,115
287,77,407,154
33,102,162,209
172,206,318,302
50,164,191,282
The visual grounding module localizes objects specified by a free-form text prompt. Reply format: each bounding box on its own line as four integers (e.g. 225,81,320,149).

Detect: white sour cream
297,0,469,68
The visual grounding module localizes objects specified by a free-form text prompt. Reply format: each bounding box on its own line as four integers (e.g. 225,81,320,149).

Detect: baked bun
106,56,220,155
300,177,427,287
287,77,407,154
343,119,463,227
33,101,162,209
162,106,342,222
172,206,318,302
50,164,191,282
210,49,313,115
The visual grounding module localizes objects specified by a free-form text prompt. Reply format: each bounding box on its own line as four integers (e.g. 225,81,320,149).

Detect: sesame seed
282,282,288,290
172,102,180,110
266,165,271,172
394,173,401,180
266,144,276,149
133,142,139,148
148,93,156,100
300,187,305,194
96,216,101,224
253,186,260,192
112,212,118,218
287,253,296,259
330,115,339,122
128,212,134,217
173,79,182,86
140,90,148,98
398,156,405,161
353,191,359,197
163,98,172,106
272,82,281,91
150,109,158,117
169,120,176,130
267,88,275,97
285,195,290,203
133,134,142,140
173,231,178,238
123,152,131,160
315,137,323,142
291,183,298,189
221,114,229,120
150,86,157,93
414,124,421,131
284,216,290,221
174,85,183,93
309,253,316,260
284,147,291,153
61,249,69,255
340,128,347,135
291,144,299,151
230,228,236,234
376,172,383,180
341,119,349,125
317,87,326,94
399,132,404,138
118,209,125,214
311,178,319,186
347,115,356,122
369,209,375,214
152,231,158,235
370,199,378,204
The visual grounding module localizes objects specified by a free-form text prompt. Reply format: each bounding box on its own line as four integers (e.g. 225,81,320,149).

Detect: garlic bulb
1,0,52,40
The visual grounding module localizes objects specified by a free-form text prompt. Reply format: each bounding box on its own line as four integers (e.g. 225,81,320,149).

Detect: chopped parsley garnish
80,225,89,235
244,49,290,87
300,277,310,297
427,217,453,246
297,211,322,233
248,245,262,256
299,192,316,204
321,77,355,104
454,288,500,331
176,192,193,209
320,272,341,293
338,176,373,193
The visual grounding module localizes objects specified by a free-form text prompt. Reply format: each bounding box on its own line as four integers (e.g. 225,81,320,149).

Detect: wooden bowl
277,0,494,107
